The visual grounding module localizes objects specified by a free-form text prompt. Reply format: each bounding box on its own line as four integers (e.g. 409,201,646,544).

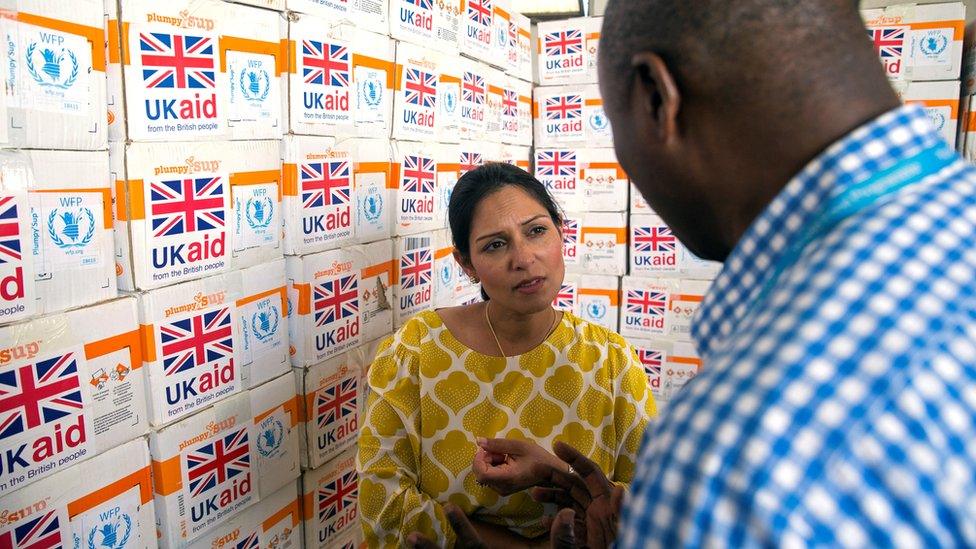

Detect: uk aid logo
139,33,220,126
316,376,357,455
313,274,360,354
149,176,227,279
185,427,252,525
159,307,235,411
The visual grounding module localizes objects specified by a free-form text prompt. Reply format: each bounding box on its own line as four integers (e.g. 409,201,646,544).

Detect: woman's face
462,185,565,315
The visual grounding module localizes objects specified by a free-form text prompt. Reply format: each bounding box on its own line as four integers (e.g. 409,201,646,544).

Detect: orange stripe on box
910,19,965,40
303,492,315,520
107,20,121,64
670,356,702,367
967,111,976,131
281,39,295,74
494,7,510,19
125,180,146,221
85,328,144,372
438,163,460,173
579,288,619,306
120,21,132,66
282,164,299,197
519,28,531,38
585,98,603,107
255,395,300,428
581,162,627,180
393,63,404,91
152,457,183,496
139,324,157,363
114,180,127,222
519,95,531,104
67,466,154,517
586,32,601,40
295,283,312,315
434,247,453,260
17,13,105,71
904,99,959,119
441,74,461,84
33,188,114,229
354,54,396,88
391,163,402,189
488,84,504,95
238,286,287,308
220,36,283,74
671,293,704,303
363,260,395,285
581,227,627,242
263,498,302,531
230,170,283,201
532,101,540,118
355,162,397,190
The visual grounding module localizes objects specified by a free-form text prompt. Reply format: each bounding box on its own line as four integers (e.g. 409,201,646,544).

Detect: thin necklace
485,301,560,358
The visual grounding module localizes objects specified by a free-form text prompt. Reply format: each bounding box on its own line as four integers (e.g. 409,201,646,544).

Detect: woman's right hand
471,437,567,496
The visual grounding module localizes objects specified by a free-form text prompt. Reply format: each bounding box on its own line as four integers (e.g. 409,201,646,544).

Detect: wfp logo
589,111,609,131
239,68,271,102
927,110,947,131
587,301,607,320
252,306,280,343
256,415,284,457
246,197,274,230
443,87,458,114
439,264,452,286
26,43,78,89
48,208,95,249
361,186,383,222
920,30,949,57
360,76,383,108
87,512,132,549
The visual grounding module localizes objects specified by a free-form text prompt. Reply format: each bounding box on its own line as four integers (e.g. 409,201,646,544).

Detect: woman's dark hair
448,162,564,300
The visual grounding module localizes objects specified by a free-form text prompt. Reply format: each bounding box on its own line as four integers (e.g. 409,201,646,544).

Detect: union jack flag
553,283,576,311
503,89,519,117
536,150,576,177
317,377,357,428
235,531,260,549
460,152,483,175
0,510,61,549
140,32,216,89
633,226,676,252
400,250,432,289
545,95,582,120
405,68,437,108
318,470,358,521
150,177,225,237
868,27,905,59
159,307,233,377
401,155,436,194
186,427,250,498
627,290,667,317
301,162,351,210
314,275,359,327
0,196,22,264
544,29,582,56
562,219,579,246
462,72,485,105
404,0,432,9
0,352,83,442
638,348,663,378
302,40,350,87
467,0,491,26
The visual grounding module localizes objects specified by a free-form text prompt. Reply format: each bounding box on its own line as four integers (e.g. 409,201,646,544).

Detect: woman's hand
472,437,566,496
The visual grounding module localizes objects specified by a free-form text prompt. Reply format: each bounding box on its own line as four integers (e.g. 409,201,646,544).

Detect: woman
357,163,655,547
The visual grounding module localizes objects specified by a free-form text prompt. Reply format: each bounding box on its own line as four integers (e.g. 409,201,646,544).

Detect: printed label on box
552,280,578,314
311,370,360,464
561,217,581,268
623,287,670,336
544,93,584,143
580,293,612,329
16,23,93,115
240,294,285,370
1,507,71,548
31,192,104,274
356,172,389,239
440,81,460,135
535,150,579,210
869,26,908,79
69,486,144,549
227,51,280,124
399,65,439,138
913,28,953,67
233,183,279,252
397,236,433,319
180,424,256,536
255,406,292,463
540,26,585,81
355,66,387,124
633,342,667,402
312,268,363,361
397,155,437,226
298,38,353,124
463,0,493,58
632,224,678,273
923,105,952,135
392,0,436,43
586,104,612,142
581,168,618,204
460,70,486,133
299,159,355,248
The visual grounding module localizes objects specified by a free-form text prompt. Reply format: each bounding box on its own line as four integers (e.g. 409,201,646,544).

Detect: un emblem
240,68,271,101
589,112,609,131
87,513,132,549
440,264,452,286
26,43,78,89
928,111,947,131
246,197,274,230
362,187,383,222
920,31,949,56
252,306,280,343
48,208,95,249
361,76,383,108
444,87,458,114
257,415,285,457
587,301,607,320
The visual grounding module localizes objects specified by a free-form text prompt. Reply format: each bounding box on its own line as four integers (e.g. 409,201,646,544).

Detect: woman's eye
530,226,548,235
484,240,505,251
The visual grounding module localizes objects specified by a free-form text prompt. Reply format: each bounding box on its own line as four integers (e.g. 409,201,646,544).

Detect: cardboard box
578,149,628,211
0,297,147,497
435,144,461,229
293,349,362,470
863,2,965,81
573,212,627,276
105,0,126,142
111,0,284,141
288,0,389,35
498,0,518,74
393,234,434,327
535,148,582,212
513,11,532,82
186,481,302,549
514,77,533,146
630,337,669,404
499,144,531,172
137,259,289,427
435,0,464,53
630,184,653,214
393,42,443,141
629,214,679,276
533,84,612,148
460,0,495,64
438,54,463,144
115,139,280,291
662,339,701,400
301,446,361,548
534,16,602,86
577,274,618,332
1,0,107,149
458,141,486,177
433,229,470,308
389,0,435,50
499,76,521,144
619,276,711,340
286,16,395,139
392,141,441,236
553,272,581,316
484,66,506,143
630,336,702,404
896,79,960,145
0,438,155,549
0,186,36,325
150,372,301,548
459,57,489,141
287,241,394,368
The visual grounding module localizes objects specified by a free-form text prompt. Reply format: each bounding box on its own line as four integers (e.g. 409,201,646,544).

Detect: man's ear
631,52,681,144
453,249,477,281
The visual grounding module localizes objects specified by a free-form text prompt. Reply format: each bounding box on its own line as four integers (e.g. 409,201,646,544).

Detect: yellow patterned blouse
356,310,656,547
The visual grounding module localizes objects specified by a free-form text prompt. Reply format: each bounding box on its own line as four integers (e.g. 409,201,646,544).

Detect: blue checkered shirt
619,106,976,547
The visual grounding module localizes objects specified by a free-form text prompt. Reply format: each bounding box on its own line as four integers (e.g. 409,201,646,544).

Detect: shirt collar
692,105,944,358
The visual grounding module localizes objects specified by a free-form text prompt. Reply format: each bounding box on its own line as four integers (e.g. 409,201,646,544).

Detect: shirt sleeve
356,326,456,548
609,337,657,486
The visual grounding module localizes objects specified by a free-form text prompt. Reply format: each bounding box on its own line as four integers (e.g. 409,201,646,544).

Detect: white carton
553,272,581,316
663,339,701,400
109,141,125,281
389,0,437,49
630,337,670,404
105,0,126,142
438,54,463,143
150,373,301,548
576,212,627,276
560,213,583,273
533,84,612,148
513,11,532,82
137,259,289,427
577,274,618,332
484,66,506,143
490,0,513,70
115,140,280,291
393,42,442,141
619,276,710,340
435,0,464,53
630,214,722,279
631,337,702,404
301,446,360,548
499,144,531,172
460,0,495,63
392,141,440,236
286,16,395,139
579,149,628,211
897,79,960,145
186,482,302,549
535,148,582,212
500,0,519,74
230,0,286,9
287,241,394,368
435,144,461,229
535,16,602,86
630,184,653,214
499,76,521,144
393,234,434,327
1,0,107,150
0,297,148,497
288,0,389,35
514,77,533,146
0,438,155,549
293,349,362,470
459,58,489,141
863,2,965,81
432,229,464,308
113,0,285,141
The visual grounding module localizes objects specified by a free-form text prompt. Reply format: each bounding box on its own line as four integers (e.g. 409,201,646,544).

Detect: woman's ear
453,249,478,283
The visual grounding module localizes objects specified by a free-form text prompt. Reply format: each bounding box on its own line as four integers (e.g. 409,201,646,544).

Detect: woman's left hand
472,437,566,496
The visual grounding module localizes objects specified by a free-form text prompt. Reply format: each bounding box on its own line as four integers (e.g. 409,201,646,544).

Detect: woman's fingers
549,509,578,549
553,441,613,500
476,437,533,456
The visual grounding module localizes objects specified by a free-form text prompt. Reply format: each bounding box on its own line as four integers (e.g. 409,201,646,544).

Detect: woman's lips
515,277,546,294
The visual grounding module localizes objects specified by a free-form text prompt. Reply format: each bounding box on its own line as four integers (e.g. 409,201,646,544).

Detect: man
414,0,976,545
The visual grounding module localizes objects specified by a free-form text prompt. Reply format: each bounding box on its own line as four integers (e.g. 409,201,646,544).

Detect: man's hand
472,437,566,496
408,504,486,549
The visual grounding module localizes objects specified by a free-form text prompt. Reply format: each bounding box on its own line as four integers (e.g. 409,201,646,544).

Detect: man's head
599,0,899,261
